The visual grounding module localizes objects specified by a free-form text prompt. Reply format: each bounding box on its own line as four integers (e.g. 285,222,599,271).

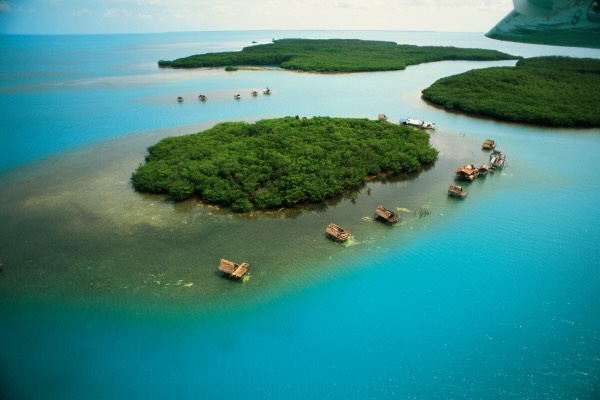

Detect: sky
0,0,513,34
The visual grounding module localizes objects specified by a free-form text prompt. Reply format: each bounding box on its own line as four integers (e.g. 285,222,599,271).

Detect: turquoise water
1,31,599,399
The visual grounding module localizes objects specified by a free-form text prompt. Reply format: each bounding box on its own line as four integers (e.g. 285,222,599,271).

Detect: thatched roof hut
448,184,468,199
218,259,249,279
325,223,352,242
482,139,496,150
374,205,400,224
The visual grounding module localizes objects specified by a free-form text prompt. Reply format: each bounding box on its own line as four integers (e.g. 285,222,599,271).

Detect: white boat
400,117,436,130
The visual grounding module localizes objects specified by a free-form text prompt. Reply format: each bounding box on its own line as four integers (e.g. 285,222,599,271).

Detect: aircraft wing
486,0,600,48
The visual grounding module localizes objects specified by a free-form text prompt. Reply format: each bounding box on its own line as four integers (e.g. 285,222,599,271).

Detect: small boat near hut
448,184,468,199
490,150,506,169
400,117,436,130
455,164,480,181
478,164,491,176
234,93,241,99
263,87,272,95
374,205,401,224
482,139,496,150
325,223,352,242
218,259,249,280
177,96,183,102
198,94,207,101
251,90,258,96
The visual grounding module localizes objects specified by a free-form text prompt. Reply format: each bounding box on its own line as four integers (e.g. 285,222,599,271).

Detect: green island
131,117,438,212
421,56,600,128
157,38,518,73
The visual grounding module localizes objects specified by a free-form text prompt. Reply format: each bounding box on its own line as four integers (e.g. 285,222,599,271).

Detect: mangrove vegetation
131,117,438,211
421,56,600,127
157,38,518,73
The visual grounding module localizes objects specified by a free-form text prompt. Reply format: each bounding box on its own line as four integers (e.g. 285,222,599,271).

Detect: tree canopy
158,38,518,73
421,56,600,128
131,117,438,212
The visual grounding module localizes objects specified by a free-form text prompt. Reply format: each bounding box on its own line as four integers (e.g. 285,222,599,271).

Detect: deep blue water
0,31,599,399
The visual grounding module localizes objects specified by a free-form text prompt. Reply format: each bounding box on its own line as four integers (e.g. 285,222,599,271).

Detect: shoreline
421,56,600,128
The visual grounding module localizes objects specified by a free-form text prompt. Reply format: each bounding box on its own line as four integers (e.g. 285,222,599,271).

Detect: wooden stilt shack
455,164,480,181
218,259,249,280
374,205,401,224
448,184,468,199
482,139,496,150
490,150,506,169
325,223,352,242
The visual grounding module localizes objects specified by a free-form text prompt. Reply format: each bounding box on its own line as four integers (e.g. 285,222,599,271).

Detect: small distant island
421,56,600,128
157,38,518,73
131,117,438,212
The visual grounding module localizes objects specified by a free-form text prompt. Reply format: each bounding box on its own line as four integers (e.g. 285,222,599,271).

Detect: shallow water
0,31,599,399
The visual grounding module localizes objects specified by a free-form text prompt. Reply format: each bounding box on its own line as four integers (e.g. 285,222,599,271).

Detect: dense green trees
131,117,438,211
158,38,518,73
421,56,600,127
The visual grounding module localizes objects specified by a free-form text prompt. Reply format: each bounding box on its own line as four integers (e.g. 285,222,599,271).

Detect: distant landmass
422,56,600,128
131,117,438,211
157,38,519,73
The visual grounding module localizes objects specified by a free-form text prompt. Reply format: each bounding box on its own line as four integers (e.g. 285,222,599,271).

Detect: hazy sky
0,0,513,34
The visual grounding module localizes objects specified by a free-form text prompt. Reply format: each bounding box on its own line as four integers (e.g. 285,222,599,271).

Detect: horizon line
0,29,488,37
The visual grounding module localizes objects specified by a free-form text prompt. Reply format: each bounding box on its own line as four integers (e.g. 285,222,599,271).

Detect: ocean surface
0,30,599,399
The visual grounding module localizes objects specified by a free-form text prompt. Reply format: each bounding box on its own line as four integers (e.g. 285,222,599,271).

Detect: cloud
71,8,91,17
104,8,132,18
327,0,510,9
0,0,13,12
0,0,25,14
0,0,514,34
